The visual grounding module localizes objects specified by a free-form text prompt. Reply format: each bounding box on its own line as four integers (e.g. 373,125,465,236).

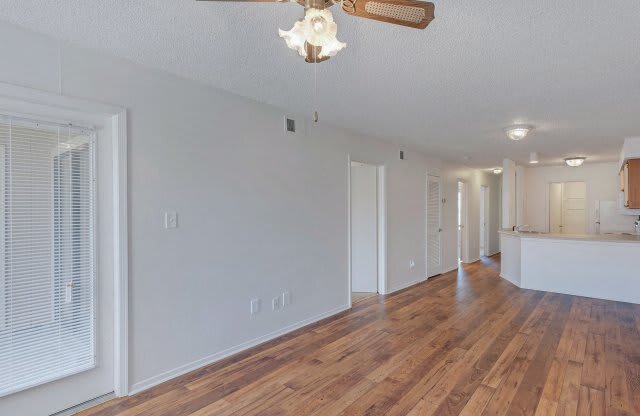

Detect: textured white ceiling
2,0,639,168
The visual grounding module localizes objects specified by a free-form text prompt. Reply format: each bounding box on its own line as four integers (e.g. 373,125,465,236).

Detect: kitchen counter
499,230,640,243
500,230,640,304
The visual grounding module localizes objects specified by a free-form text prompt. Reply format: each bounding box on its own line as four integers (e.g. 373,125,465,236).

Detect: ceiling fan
197,0,435,63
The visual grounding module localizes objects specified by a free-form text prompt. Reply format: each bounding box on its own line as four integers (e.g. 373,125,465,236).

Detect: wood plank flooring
80,256,640,416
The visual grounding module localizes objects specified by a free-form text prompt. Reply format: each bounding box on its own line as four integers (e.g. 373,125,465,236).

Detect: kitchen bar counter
499,230,640,304
499,230,640,243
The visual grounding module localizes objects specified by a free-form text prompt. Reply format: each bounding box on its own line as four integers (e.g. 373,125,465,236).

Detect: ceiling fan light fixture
493,168,503,175
564,157,586,167
279,8,346,60
503,125,533,141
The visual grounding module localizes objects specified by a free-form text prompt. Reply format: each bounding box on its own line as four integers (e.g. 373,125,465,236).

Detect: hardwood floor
80,256,640,416
352,292,378,305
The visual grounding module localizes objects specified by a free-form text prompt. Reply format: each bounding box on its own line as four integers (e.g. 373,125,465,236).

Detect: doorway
480,185,490,256
457,180,468,263
350,161,384,303
549,182,586,234
0,86,128,416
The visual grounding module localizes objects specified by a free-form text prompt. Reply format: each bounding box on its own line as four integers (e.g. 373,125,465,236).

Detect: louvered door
426,175,442,277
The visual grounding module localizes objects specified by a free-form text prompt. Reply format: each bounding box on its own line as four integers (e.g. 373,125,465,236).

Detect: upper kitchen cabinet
619,138,640,211
621,159,640,208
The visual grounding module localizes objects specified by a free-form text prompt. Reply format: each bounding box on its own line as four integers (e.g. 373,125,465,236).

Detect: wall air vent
285,117,296,133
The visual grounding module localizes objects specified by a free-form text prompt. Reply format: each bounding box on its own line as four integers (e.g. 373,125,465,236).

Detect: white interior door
350,163,378,293
549,182,586,234
0,115,114,416
457,181,468,263
549,183,563,233
562,182,586,234
480,186,487,256
426,175,442,277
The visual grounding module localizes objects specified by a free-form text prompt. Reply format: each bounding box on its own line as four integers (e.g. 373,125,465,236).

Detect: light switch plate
250,298,260,315
272,296,281,311
282,291,291,307
164,212,178,229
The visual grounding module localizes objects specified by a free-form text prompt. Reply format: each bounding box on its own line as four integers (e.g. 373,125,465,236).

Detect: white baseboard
386,277,429,295
440,266,458,275
499,273,521,288
464,257,481,264
128,304,350,395
487,250,501,257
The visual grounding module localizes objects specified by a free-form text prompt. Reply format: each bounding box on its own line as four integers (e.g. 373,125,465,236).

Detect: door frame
347,155,386,306
457,179,469,264
0,82,129,397
480,185,490,256
545,181,589,234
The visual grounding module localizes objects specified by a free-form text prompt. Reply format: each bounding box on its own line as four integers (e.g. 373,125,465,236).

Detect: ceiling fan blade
196,0,293,2
341,0,434,29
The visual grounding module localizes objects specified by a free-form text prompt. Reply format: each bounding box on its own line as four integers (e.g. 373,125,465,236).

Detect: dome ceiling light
564,157,586,167
504,125,533,141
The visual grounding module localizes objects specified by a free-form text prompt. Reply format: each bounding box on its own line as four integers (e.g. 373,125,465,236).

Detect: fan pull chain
313,50,319,123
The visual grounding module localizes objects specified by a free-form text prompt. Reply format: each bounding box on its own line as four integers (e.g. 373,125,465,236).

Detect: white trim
499,273,521,287
129,304,350,395
347,154,352,308
464,257,481,264
0,83,129,397
440,266,459,275
347,159,387,298
385,277,428,295
376,165,387,295
112,111,128,397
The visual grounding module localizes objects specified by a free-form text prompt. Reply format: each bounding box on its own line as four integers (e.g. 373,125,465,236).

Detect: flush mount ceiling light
199,0,435,63
503,125,533,141
564,157,586,167
529,152,539,164
493,168,503,175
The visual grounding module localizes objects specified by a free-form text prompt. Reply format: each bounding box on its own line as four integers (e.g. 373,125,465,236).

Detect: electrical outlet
282,291,291,307
272,296,281,311
164,212,178,229
409,259,416,270
250,298,260,315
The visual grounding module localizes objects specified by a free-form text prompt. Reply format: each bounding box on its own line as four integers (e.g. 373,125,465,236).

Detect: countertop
499,230,640,243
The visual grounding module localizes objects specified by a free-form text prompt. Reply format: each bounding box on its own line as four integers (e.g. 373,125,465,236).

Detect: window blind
0,115,96,397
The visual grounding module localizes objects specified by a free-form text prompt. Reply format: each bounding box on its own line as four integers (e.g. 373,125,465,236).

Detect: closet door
426,175,442,277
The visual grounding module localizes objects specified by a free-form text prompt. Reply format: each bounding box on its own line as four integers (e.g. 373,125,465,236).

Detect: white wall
350,163,377,292
502,159,517,230
522,162,636,234
0,21,497,396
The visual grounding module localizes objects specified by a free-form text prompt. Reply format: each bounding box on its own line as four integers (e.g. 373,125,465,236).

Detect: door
350,162,378,293
549,183,563,233
549,182,586,234
457,181,467,263
480,186,487,256
562,182,586,234
0,116,114,416
426,175,442,277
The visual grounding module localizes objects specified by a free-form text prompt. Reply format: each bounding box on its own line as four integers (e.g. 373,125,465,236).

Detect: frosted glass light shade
564,157,586,167
504,125,533,141
279,8,346,59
